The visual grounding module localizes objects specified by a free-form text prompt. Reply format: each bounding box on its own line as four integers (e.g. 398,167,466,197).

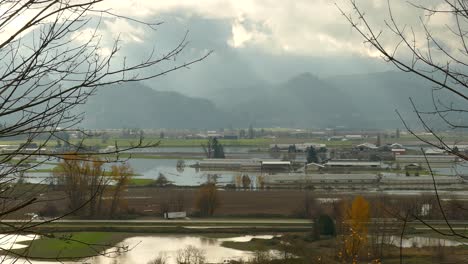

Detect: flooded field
2,233,468,264
2,234,277,264
23,158,266,187
17,153,468,190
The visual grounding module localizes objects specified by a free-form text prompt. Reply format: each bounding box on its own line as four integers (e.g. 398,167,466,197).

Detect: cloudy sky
83,1,455,86
93,1,450,56
6,0,454,97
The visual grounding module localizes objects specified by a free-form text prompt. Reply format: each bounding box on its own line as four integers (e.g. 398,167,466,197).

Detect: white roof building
424,148,446,155
390,143,404,149
325,160,382,168
356,143,378,150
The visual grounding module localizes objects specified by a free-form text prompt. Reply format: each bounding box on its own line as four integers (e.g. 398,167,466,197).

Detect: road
4,218,311,224
1,218,313,232
4,218,468,233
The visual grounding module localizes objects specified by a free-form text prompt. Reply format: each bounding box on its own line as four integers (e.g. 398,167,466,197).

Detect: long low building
270,143,326,152
191,159,293,171
395,155,458,164
380,175,463,185
265,174,379,186
263,173,464,189
193,159,261,170
324,160,382,168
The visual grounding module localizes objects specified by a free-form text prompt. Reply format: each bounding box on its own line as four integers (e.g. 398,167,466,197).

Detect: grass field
8,230,468,263
99,153,204,160
0,137,356,149
2,130,468,149
26,167,142,177
129,178,154,186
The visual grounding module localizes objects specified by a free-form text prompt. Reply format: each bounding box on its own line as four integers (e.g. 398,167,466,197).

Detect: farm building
355,142,378,150
261,161,292,170
269,143,326,152
324,160,382,168
192,159,294,171
380,175,463,189
395,155,458,164
264,173,379,188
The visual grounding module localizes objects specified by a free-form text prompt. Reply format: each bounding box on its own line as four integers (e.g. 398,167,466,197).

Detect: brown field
126,188,311,217
12,186,463,221
13,187,323,219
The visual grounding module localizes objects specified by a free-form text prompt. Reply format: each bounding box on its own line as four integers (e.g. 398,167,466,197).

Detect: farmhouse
355,142,378,150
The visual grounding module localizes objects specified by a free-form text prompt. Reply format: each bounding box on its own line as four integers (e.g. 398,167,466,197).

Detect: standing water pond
1,234,277,264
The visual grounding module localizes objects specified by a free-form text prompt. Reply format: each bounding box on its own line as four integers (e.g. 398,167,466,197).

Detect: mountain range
80,70,447,129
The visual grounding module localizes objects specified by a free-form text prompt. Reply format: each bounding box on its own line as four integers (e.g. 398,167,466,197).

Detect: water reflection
7,235,274,264
22,157,465,188
21,158,272,187
219,235,275,242
385,235,467,248
0,234,38,250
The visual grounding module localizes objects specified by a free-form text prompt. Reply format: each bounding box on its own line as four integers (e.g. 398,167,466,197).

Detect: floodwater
434,161,468,175
2,234,467,264
3,234,276,264
23,158,267,187
124,158,239,186
0,234,38,250
384,235,467,248
219,235,275,242
22,156,466,189
19,150,466,187
20,146,274,187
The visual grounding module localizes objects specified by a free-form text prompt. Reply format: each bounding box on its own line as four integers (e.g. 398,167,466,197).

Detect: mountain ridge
80,70,442,129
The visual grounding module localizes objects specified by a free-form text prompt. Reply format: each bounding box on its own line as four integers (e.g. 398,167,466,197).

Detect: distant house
404,163,422,170
311,131,326,136
355,142,378,151
345,135,363,140
261,161,292,171
390,143,404,149
207,133,223,138
305,162,325,172
391,148,406,156
195,133,209,139
328,136,346,141
424,148,446,155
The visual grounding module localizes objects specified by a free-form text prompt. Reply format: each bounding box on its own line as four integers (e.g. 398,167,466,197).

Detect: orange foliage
53,154,106,216
341,195,370,263
195,183,220,216
109,163,133,218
